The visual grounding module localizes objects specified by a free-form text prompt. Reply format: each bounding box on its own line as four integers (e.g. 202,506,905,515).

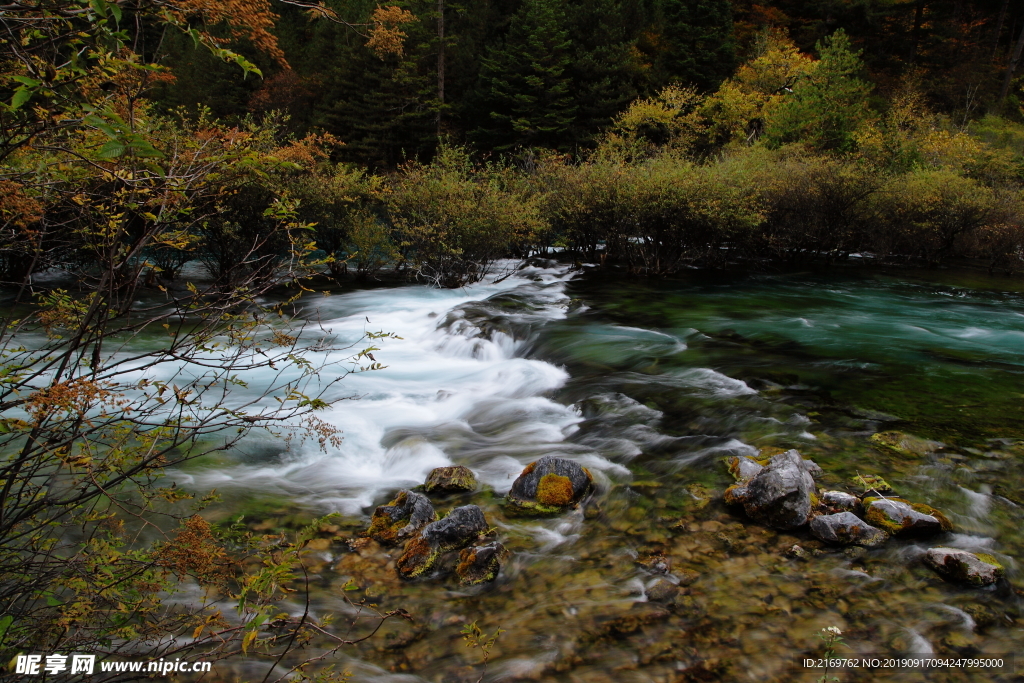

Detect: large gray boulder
725,450,817,529
924,548,1003,587
504,456,593,516
396,505,489,579
365,490,436,544
809,511,887,547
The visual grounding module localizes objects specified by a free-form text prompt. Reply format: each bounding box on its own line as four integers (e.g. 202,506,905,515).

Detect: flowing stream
180,261,1024,682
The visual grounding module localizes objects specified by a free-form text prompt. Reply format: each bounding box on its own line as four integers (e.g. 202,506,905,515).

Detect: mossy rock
924,548,1004,586
685,483,713,509
537,473,575,506
853,473,893,494
723,483,748,506
424,465,477,495
863,497,950,536
395,505,489,579
870,431,935,458
725,450,816,530
504,456,593,517
395,534,441,579
455,542,508,585
809,511,887,547
366,490,437,545
756,446,789,464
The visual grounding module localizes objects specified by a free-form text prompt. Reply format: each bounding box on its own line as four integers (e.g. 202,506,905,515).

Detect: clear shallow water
182,263,1023,682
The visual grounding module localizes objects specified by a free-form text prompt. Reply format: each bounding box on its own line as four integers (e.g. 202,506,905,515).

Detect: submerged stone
504,456,593,516
924,548,1003,586
455,542,508,585
366,490,437,545
786,544,810,560
424,465,478,494
646,578,680,604
809,511,887,547
863,498,952,536
396,505,489,579
726,449,817,530
685,482,713,509
871,431,938,458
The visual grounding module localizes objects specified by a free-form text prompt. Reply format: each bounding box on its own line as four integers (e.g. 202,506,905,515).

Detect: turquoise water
192,264,1023,682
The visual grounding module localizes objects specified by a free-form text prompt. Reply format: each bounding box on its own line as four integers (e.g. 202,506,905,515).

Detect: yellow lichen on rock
536,473,574,506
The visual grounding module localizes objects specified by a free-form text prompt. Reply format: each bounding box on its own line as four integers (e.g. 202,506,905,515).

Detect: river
179,260,1023,682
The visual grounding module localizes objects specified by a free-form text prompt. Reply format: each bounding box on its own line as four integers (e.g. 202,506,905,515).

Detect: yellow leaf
242,629,258,654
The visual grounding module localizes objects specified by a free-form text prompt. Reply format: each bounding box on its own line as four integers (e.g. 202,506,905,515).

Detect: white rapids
180,261,624,515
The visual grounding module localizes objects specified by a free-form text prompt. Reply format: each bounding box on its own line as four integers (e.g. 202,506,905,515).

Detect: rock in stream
424,465,477,494
863,497,952,536
724,449,817,529
396,505,489,579
924,547,1004,586
366,490,437,544
810,511,887,547
504,456,593,516
455,542,508,585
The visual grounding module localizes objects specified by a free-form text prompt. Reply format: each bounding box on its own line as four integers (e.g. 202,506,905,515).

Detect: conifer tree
764,29,871,153
652,0,736,91
564,0,648,148
470,0,578,151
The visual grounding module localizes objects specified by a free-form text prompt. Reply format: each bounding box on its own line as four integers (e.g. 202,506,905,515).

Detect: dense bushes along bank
4,31,1024,293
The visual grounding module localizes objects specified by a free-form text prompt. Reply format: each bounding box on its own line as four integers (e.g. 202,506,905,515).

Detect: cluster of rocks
362,456,593,586
725,448,1004,587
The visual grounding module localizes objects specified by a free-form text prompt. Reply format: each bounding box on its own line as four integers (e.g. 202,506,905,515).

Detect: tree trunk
999,18,1024,106
909,0,925,64
992,0,1009,57
437,0,445,138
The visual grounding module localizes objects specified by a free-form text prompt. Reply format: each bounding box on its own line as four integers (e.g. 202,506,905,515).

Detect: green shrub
386,145,546,287
871,169,1020,265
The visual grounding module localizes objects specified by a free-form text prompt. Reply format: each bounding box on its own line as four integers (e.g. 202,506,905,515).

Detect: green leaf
248,611,269,630
108,1,122,23
0,615,12,640
90,0,108,17
84,114,119,138
11,76,41,87
10,88,31,111
98,140,127,158
128,139,166,159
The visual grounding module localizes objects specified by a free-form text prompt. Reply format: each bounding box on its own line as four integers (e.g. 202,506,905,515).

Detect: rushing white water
181,261,628,515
